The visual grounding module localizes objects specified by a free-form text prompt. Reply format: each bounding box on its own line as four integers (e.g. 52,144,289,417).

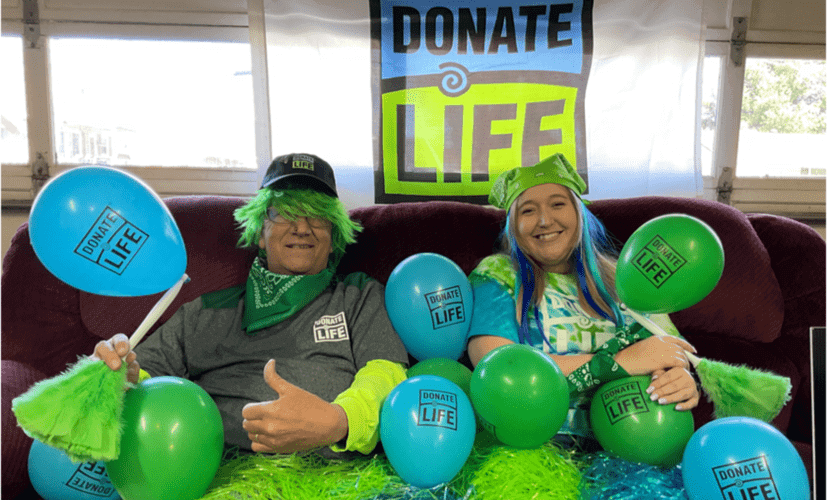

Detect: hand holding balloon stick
616,214,791,422
13,274,188,462
12,166,189,462
626,309,791,422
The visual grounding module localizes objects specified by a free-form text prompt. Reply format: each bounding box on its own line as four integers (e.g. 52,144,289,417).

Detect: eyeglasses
266,207,332,229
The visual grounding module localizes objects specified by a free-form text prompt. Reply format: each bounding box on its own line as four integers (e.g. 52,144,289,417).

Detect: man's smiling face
258,214,333,275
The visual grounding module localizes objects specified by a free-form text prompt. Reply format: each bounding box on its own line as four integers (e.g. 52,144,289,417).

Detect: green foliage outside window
741,59,826,134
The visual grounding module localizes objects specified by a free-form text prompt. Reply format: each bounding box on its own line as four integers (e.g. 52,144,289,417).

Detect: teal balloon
105,377,223,500
682,417,810,500
29,166,186,296
380,375,476,488
385,253,473,361
470,344,569,448
615,214,724,313
28,440,120,500
590,376,694,467
407,358,473,399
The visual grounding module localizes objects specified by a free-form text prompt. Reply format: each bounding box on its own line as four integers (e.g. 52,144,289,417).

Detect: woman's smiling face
513,183,580,274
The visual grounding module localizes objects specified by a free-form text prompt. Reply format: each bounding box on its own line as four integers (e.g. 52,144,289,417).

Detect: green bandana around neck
242,258,334,334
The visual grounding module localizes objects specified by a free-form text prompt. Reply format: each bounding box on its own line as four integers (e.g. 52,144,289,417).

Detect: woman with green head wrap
466,153,700,449
93,153,410,458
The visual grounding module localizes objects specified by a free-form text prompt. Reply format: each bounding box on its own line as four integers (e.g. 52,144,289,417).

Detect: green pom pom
12,357,130,462
696,359,792,422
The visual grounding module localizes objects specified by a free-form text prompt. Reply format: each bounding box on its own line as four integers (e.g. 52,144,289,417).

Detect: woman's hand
92,333,140,384
613,335,695,376
242,360,349,453
647,367,700,411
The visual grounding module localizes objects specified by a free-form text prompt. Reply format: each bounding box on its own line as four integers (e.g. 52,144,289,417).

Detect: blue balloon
682,417,810,500
385,253,472,361
29,166,186,296
28,440,121,500
380,375,476,488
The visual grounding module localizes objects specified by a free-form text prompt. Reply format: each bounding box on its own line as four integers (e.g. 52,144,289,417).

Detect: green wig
234,188,362,270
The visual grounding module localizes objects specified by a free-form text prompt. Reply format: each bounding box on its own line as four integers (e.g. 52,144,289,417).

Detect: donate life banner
371,0,594,203
263,0,702,206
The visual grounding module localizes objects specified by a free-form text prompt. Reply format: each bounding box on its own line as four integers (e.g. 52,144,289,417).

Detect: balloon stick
129,273,188,349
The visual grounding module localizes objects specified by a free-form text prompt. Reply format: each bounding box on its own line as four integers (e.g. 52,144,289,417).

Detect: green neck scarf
242,258,334,334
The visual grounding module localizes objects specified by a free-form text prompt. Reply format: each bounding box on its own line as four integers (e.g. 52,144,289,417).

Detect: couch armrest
749,214,826,449
2,360,46,499
2,223,100,376
748,214,826,340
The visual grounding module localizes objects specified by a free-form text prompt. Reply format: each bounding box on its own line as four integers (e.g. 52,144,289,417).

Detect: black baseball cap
260,153,338,198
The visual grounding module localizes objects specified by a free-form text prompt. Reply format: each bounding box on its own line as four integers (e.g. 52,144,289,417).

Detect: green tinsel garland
197,434,585,500
456,433,584,500
199,452,400,500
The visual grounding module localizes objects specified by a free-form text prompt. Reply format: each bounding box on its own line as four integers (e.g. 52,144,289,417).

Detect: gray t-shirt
135,273,409,453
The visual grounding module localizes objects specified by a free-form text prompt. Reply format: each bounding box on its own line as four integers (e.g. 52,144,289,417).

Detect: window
49,37,256,170
1,0,259,203
701,8,825,219
1,35,28,165
736,58,826,178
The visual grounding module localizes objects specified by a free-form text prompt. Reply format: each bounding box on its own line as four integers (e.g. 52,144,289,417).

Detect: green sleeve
330,359,408,454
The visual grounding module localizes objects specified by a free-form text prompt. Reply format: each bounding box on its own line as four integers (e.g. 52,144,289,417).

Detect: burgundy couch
3,196,824,498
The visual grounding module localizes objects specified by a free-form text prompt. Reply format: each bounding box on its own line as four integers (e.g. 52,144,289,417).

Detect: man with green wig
94,153,410,457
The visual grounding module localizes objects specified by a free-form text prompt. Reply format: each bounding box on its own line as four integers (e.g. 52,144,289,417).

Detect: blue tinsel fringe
579,452,689,500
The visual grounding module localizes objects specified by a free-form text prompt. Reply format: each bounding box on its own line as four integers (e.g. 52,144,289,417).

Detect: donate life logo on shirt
370,0,593,203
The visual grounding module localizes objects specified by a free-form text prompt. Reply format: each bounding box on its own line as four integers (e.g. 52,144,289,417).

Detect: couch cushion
590,196,784,343
341,201,506,282
79,196,255,340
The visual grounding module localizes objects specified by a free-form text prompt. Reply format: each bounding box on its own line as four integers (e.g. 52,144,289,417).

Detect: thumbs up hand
241,359,349,453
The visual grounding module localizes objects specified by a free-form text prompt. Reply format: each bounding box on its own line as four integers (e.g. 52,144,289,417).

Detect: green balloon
106,377,224,500
616,214,725,314
407,358,473,399
590,376,694,467
470,344,569,449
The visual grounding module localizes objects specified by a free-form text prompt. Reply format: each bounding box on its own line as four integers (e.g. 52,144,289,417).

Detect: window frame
1,0,271,205
703,25,826,220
